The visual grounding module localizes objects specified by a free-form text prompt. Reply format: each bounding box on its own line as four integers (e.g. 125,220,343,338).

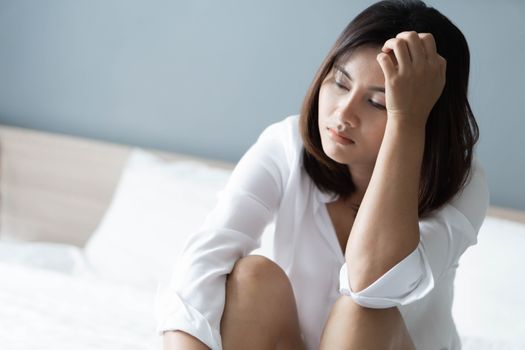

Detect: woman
158,1,489,349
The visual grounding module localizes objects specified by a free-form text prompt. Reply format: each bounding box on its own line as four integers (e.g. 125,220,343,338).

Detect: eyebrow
334,64,385,93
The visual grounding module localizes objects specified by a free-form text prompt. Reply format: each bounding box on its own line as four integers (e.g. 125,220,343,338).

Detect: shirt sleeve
155,120,291,349
339,158,490,308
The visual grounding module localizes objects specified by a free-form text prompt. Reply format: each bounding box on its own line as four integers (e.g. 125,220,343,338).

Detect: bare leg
163,330,210,350
319,296,415,350
220,255,306,350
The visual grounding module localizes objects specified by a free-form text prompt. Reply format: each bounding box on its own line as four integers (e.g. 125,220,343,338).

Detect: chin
322,144,351,165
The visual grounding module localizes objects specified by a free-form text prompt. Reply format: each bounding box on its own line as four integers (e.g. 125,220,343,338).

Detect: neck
347,163,374,201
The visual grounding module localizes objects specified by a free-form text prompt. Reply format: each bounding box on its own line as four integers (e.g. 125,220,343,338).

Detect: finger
419,33,438,60
396,31,426,64
376,52,396,80
438,55,447,82
382,38,411,73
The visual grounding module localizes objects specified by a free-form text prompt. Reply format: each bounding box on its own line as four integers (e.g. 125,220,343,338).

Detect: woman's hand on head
377,31,446,128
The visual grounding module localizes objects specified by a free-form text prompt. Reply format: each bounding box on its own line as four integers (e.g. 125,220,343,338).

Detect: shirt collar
315,187,339,204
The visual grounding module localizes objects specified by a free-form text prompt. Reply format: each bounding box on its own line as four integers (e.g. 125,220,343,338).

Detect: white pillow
84,149,233,291
453,216,525,347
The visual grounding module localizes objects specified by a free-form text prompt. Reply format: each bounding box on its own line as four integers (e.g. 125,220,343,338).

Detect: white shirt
156,115,489,350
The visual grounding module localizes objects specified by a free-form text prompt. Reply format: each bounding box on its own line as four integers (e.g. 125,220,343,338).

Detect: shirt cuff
156,284,223,350
339,243,434,308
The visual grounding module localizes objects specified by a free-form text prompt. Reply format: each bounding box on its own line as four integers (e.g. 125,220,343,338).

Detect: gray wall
0,0,523,210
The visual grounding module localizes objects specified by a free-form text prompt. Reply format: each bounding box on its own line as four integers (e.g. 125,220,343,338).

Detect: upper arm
420,157,490,280
201,122,290,239
175,120,294,281
448,157,490,233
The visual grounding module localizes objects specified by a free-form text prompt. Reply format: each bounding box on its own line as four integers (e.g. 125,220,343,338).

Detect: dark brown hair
300,0,479,217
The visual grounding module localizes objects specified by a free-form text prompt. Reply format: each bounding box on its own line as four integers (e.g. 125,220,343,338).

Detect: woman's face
318,45,388,167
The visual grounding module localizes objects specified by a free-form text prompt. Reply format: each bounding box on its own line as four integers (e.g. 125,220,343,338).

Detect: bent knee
228,255,291,292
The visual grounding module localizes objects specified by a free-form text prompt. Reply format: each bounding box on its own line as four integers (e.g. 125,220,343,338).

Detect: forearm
345,119,426,292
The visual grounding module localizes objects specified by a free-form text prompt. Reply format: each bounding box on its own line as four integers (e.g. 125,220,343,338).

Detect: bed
0,124,524,349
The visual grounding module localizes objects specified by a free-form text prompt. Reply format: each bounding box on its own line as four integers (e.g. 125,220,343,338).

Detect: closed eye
369,99,386,110
333,69,350,91
335,80,349,91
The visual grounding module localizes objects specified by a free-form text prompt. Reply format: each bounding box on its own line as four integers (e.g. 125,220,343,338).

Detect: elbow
345,258,382,293
347,271,376,293
346,240,420,293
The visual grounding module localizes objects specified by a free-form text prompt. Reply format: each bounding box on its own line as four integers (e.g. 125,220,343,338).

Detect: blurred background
0,0,523,210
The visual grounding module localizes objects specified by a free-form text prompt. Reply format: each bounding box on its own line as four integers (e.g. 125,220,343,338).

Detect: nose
336,91,360,128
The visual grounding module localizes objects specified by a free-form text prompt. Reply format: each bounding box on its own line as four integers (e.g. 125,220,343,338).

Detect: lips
327,127,354,145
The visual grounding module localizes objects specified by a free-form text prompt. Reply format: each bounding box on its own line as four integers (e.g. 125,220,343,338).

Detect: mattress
0,243,161,350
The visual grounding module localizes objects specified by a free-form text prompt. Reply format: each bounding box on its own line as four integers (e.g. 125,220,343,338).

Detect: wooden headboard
0,124,523,247
0,124,233,246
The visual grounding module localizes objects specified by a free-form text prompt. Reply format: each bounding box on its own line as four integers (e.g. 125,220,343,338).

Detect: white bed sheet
0,242,161,350
452,216,525,349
